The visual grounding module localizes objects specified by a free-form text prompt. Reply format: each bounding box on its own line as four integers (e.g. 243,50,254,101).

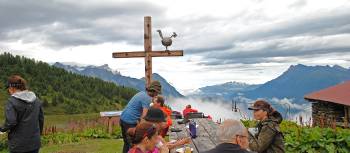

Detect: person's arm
0,101,17,132
141,108,148,118
166,137,191,149
249,124,276,152
39,103,44,135
141,97,151,119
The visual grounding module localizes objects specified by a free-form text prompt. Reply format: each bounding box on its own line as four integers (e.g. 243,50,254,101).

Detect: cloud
0,0,165,47
198,33,350,65
168,97,249,121
231,9,350,41
2,0,349,60
178,7,350,66
173,4,350,54
288,0,307,9
1,0,350,92
168,96,312,122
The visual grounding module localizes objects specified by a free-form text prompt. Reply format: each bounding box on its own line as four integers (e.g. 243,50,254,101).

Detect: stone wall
311,101,345,127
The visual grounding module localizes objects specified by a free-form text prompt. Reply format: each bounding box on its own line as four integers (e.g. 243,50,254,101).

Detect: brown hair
127,122,157,145
156,96,165,107
7,75,27,91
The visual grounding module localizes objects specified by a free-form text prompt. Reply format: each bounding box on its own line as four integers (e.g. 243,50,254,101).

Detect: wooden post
344,106,349,128
144,16,152,89
108,117,113,135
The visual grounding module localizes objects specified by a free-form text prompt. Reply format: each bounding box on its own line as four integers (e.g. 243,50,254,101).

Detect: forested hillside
0,53,137,114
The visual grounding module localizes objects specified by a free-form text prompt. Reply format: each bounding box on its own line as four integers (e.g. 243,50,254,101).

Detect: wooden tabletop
169,118,219,153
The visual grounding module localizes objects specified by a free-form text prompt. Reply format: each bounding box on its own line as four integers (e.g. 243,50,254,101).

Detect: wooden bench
169,118,219,153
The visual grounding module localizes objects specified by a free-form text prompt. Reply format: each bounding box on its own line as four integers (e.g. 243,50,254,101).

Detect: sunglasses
253,109,261,112
5,83,23,89
143,124,157,139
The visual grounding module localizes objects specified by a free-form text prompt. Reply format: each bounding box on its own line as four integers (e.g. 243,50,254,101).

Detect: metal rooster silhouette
157,30,177,51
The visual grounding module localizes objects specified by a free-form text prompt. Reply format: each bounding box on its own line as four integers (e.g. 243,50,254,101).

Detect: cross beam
113,51,183,58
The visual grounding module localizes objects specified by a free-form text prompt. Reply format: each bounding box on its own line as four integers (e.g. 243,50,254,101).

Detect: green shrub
42,133,82,145
80,128,111,139
242,120,350,153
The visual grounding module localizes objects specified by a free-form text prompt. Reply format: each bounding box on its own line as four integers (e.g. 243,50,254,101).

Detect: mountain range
189,64,350,104
55,62,350,105
244,64,350,103
189,81,261,100
53,62,184,98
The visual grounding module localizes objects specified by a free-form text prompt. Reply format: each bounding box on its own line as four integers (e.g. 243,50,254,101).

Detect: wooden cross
112,16,184,89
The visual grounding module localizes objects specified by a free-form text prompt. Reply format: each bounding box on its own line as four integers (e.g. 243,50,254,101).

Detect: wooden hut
304,81,350,128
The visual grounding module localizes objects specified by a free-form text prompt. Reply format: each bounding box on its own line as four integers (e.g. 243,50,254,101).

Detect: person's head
144,108,167,131
127,122,159,151
147,81,162,97
216,119,249,149
153,96,165,108
186,104,191,109
6,75,27,95
248,100,275,121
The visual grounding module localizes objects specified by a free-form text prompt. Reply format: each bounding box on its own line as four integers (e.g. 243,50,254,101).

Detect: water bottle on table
189,120,197,138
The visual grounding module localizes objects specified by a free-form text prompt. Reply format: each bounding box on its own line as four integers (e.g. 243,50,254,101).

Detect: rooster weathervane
157,30,177,51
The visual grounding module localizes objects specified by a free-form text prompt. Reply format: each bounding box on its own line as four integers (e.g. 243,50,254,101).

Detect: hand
177,137,190,145
166,137,190,149
182,137,191,144
159,145,169,153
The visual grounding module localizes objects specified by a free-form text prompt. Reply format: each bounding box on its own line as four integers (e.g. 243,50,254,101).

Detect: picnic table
169,118,219,153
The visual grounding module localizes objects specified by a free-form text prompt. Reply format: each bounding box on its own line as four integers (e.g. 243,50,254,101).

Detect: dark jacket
202,143,254,153
0,91,44,152
249,111,285,153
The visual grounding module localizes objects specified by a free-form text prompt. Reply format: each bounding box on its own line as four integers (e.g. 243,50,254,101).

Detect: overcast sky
1,0,350,95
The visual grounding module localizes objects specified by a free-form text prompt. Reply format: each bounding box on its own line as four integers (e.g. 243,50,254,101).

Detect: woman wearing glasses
127,122,169,153
248,100,285,153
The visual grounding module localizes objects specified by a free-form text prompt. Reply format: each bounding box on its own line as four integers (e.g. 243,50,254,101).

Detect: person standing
120,81,162,153
0,75,44,153
248,100,285,153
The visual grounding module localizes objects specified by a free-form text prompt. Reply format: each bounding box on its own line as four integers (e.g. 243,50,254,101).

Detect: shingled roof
304,81,350,106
